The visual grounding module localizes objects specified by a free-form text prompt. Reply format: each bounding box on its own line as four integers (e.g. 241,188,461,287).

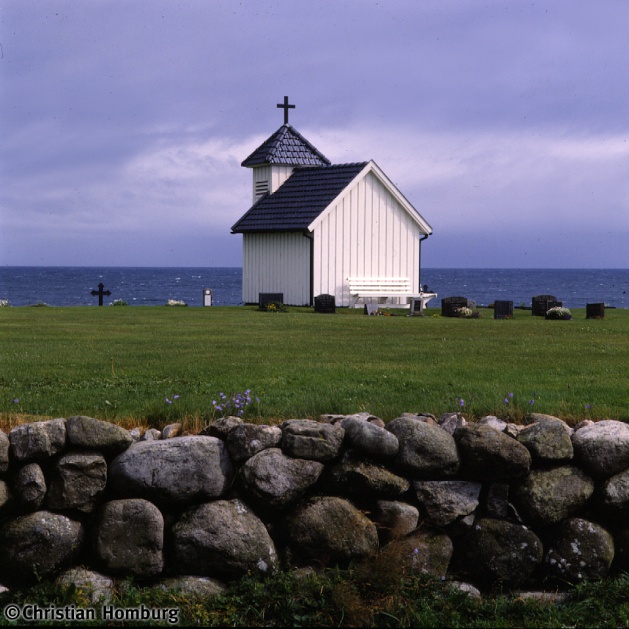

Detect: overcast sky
1,0,628,268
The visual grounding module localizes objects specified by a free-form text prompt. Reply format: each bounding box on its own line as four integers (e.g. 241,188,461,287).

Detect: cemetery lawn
0,305,627,431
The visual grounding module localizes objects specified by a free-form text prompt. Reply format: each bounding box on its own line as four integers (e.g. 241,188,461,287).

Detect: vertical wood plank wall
312,171,422,306
242,232,311,305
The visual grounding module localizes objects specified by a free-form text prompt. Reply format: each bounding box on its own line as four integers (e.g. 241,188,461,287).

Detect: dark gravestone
314,294,335,313
586,303,605,319
91,283,111,306
259,293,284,308
494,300,513,319
441,296,469,318
532,295,562,316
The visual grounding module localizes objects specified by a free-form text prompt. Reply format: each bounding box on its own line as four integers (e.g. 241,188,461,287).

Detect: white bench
347,277,437,312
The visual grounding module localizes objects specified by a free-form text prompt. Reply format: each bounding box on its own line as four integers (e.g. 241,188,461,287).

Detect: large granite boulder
9,418,66,462
285,496,379,567
528,413,574,432
460,518,543,584
327,451,410,499
226,423,282,463
455,424,531,480
46,451,108,512
413,480,482,528
0,511,83,584
340,416,399,460
14,463,46,511
109,436,235,506
372,500,419,542
516,420,574,462
203,416,243,439
572,420,629,477
65,415,133,455
239,448,324,508
602,468,629,516
545,518,614,582
281,419,344,461
380,528,453,577
386,417,459,478
514,466,594,527
95,499,164,577
171,499,278,580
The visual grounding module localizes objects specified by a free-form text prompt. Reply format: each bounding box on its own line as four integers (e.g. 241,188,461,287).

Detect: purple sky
1,0,627,268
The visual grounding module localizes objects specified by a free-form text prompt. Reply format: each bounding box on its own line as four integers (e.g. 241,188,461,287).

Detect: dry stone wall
1,412,629,595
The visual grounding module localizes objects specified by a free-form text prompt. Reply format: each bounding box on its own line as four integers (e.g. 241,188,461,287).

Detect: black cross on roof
277,96,295,124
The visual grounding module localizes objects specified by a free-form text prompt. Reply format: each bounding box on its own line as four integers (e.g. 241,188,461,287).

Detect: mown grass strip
1,306,627,429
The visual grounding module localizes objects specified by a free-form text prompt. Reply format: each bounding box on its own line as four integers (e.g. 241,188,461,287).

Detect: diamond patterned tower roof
241,124,331,167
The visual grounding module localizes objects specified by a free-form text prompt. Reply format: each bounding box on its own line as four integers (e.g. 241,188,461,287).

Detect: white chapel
231,98,433,307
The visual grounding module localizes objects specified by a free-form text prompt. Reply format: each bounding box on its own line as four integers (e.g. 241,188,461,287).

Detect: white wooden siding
252,166,295,202
242,232,311,305
312,171,422,307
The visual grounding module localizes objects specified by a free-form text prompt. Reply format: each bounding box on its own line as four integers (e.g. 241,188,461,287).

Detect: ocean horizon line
2,267,627,309
2,265,627,271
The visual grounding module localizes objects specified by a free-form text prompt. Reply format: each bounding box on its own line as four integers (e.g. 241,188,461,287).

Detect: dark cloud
1,0,627,267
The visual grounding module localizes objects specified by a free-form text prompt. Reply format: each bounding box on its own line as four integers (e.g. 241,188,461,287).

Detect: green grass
1,305,628,430
4,564,629,627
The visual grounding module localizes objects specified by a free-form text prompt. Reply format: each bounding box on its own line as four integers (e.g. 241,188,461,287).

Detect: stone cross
91,282,111,306
277,96,295,124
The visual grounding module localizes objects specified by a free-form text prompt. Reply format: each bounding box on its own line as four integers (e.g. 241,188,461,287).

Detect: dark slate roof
232,162,367,233
241,124,331,167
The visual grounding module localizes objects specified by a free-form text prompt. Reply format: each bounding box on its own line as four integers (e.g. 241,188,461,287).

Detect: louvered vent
255,180,269,198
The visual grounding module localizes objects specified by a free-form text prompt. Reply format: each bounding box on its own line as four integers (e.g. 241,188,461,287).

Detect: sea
0,267,627,309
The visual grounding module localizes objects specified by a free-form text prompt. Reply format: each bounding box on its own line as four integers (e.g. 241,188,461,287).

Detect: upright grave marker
532,294,561,317
441,296,469,318
494,300,513,319
91,283,111,306
586,303,605,319
314,294,336,313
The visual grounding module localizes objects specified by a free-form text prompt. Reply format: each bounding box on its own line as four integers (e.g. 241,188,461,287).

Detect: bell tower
241,98,331,204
